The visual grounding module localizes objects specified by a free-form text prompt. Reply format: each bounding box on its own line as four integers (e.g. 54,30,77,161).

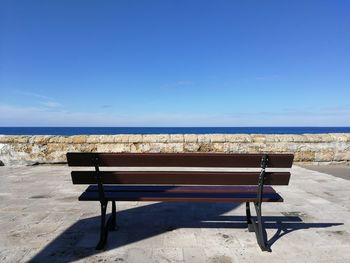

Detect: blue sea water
1,127,350,136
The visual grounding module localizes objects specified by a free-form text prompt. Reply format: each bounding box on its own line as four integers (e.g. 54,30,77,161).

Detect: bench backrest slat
71,171,291,185
67,153,294,168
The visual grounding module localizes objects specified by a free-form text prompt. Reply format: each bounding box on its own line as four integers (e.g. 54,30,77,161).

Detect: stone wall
0,134,350,166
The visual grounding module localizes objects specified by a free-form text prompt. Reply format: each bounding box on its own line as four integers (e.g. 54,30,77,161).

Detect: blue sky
1,0,350,126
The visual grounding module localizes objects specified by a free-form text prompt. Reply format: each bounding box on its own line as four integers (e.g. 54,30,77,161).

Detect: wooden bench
67,152,294,251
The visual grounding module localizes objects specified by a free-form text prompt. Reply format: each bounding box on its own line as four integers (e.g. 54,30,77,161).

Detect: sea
1,127,350,136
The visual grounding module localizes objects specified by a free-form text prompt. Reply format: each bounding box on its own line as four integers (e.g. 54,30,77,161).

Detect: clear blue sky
1,0,350,126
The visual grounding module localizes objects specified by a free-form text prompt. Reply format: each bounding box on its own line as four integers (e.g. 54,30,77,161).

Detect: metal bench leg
109,201,118,231
96,201,109,250
247,154,270,252
246,202,270,251
246,202,254,232
253,202,270,252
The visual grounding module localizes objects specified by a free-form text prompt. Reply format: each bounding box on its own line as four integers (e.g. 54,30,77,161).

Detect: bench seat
79,185,283,202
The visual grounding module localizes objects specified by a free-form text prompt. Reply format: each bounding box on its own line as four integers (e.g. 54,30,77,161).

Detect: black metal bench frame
67,153,293,252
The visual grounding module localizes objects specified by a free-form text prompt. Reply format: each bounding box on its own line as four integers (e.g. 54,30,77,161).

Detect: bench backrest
67,153,293,186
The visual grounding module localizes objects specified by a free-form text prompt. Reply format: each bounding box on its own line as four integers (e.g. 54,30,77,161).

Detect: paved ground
300,164,350,181
0,165,349,263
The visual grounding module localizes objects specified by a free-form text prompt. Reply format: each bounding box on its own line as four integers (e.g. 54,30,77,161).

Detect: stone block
197,135,211,143
142,135,169,143
264,142,296,152
130,143,142,153
210,134,226,142
113,135,130,143
96,143,130,152
291,135,307,142
71,135,87,144
128,135,143,143
146,143,163,152
49,136,72,143
225,134,252,143
198,143,213,152
334,151,350,161
264,135,279,142
251,134,266,143
184,143,200,152
246,143,266,152
102,135,119,143
304,134,332,143
294,151,316,162
160,143,184,153
85,135,102,143
211,143,224,152
0,136,29,143
329,133,350,142
30,136,53,144
315,150,335,162
169,134,184,143
184,134,198,143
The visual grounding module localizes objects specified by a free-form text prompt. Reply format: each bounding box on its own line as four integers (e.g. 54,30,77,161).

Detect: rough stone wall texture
0,134,350,165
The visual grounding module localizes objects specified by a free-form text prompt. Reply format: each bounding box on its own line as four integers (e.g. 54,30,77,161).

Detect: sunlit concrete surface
0,165,349,263
300,164,350,181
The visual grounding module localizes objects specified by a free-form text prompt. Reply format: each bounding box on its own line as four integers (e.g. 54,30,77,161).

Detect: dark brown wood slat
66,153,294,168
78,191,284,202
71,171,290,185
85,185,277,193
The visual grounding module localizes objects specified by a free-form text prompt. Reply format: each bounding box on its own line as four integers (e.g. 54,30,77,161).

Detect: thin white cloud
13,90,63,109
0,104,350,126
39,101,63,108
161,80,194,90
255,75,279,80
101,105,113,109
16,91,52,100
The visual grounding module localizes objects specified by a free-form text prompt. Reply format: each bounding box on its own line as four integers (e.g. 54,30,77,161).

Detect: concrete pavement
300,164,350,181
0,165,349,262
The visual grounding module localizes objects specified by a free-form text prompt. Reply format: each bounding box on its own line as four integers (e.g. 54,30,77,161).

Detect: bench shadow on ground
29,202,343,262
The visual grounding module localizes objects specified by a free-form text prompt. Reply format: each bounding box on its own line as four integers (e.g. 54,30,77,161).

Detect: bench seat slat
85,185,277,194
71,171,290,185
78,190,283,202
